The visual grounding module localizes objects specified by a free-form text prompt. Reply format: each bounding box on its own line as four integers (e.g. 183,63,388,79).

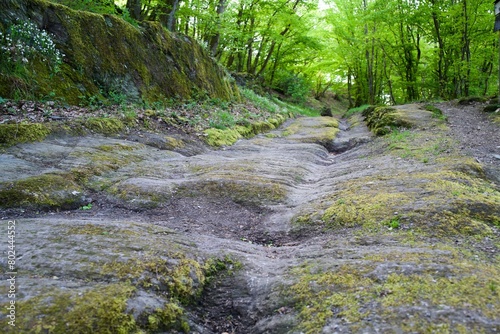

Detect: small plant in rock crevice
384,216,401,230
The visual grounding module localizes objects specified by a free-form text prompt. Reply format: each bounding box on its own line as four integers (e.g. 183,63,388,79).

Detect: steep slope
0,0,238,104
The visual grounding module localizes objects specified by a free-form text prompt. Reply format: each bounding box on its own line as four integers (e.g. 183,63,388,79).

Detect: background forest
19,0,500,106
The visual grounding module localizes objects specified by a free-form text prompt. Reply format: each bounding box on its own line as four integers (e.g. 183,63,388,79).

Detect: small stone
492,154,500,160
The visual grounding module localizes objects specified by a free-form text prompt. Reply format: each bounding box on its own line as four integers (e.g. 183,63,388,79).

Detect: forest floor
0,101,499,333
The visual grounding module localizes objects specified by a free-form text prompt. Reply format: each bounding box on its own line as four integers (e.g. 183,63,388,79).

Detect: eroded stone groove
1,105,499,333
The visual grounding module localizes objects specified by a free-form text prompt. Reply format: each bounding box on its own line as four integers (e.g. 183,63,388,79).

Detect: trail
1,103,499,333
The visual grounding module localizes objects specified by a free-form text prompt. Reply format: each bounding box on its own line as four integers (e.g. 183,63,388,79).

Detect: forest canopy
47,0,499,106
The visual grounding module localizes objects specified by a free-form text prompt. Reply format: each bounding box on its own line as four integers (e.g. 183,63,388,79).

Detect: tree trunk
431,3,446,98
460,0,470,96
126,0,142,20
209,0,227,57
363,0,375,104
167,0,180,32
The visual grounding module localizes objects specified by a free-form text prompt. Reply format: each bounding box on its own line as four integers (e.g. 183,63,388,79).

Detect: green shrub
209,111,236,129
277,74,311,103
0,20,63,75
344,104,371,118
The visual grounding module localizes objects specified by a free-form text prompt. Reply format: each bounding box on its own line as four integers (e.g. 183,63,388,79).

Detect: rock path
1,103,499,333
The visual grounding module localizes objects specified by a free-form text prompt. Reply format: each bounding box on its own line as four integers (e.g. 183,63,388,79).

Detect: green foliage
276,73,311,103
424,104,447,121
108,89,128,106
209,110,236,129
0,20,63,76
79,94,104,109
344,104,371,118
383,216,400,229
80,203,93,210
241,88,278,114
324,0,496,103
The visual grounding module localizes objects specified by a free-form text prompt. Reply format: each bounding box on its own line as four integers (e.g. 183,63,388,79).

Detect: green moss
385,128,457,162
381,272,499,318
268,118,281,127
204,115,291,147
84,117,125,135
287,254,500,334
164,136,185,149
66,223,139,237
235,124,255,138
203,127,242,147
364,106,417,135
96,143,136,152
251,120,276,133
0,173,83,209
98,253,207,303
11,283,137,334
147,303,189,333
322,192,410,229
424,104,448,121
295,164,499,238
288,265,373,333
70,147,145,184
0,123,51,147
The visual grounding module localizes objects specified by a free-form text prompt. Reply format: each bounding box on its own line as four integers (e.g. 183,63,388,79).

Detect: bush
0,20,63,75
276,74,311,103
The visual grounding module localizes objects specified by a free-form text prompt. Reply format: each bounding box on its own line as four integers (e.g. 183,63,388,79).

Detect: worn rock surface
0,102,499,333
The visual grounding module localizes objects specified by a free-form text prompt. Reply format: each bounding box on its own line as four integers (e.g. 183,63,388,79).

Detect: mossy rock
286,257,500,334
203,127,243,147
458,96,487,105
364,104,436,135
483,104,500,113
203,116,289,147
281,117,339,148
0,0,239,104
296,166,500,237
251,121,276,134
84,117,125,135
364,106,402,135
113,177,287,208
0,123,51,147
0,173,86,210
10,284,137,334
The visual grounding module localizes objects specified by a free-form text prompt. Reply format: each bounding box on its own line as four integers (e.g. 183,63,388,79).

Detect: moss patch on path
287,248,500,334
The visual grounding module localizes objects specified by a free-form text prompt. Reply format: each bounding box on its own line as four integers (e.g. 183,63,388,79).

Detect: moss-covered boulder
0,123,51,147
364,104,437,135
0,173,86,210
0,0,238,104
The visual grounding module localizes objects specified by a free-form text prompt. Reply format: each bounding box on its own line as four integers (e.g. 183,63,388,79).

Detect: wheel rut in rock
2,105,499,333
